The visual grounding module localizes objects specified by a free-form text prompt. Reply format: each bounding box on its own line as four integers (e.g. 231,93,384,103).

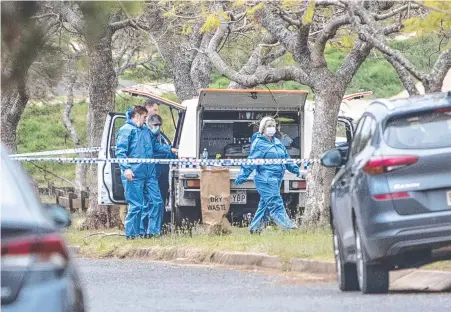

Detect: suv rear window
384,109,451,149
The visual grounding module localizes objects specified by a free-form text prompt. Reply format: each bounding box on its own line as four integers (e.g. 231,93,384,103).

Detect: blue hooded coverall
115,110,170,237
152,131,176,223
140,130,176,233
235,132,300,233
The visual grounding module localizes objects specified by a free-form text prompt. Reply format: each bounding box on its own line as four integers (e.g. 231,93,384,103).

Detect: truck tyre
355,227,389,294
333,225,359,292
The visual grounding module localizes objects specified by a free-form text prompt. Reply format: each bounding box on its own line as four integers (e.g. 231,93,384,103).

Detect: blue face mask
151,126,160,134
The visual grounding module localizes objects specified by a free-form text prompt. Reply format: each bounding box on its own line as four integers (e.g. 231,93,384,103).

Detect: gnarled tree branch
385,56,420,96
207,21,311,88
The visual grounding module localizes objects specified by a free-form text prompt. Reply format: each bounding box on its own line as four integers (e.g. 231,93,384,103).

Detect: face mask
136,121,141,128
265,127,276,137
151,126,160,134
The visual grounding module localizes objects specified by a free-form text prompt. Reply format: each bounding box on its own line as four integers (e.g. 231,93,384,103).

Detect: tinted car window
357,116,374,151
350,116,375,157
384,109,451,149
349,117,366,157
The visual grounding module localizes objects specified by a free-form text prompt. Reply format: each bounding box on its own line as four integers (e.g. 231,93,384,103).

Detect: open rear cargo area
197,89,308,159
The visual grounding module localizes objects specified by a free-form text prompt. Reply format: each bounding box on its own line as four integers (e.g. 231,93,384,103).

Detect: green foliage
389,35,446,72
302,0,315,25
120,1,146,17
200,13,221,33
281,0,299,9
17,101,88,186
232,0,247,8
121,64,171,83
209,69,231,89
246,2,263,18
181,23,194,35
403,1,451,38
160,93,180,103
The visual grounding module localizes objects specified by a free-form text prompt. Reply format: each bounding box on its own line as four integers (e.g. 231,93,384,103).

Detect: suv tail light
435,107,451,113
185,179,200,189
363,155,418,175
290,181,306,190
373,192,410,201
1,234,69,270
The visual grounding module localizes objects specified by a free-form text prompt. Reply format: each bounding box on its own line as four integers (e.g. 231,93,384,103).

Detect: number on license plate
447,190,451,206
231,191,247,204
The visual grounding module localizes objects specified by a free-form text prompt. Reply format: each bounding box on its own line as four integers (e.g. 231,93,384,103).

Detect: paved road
77,258,451,312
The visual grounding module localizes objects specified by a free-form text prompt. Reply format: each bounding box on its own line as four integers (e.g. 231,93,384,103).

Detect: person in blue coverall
116,106,171,239
141,114,177,234
235,117,300,233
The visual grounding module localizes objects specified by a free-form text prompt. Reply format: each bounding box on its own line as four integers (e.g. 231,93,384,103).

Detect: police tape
10,147,102,157
9,156,318,167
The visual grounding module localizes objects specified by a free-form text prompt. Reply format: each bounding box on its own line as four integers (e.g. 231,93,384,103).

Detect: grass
63,212,451,272
64,223,334,262
424,261,451,271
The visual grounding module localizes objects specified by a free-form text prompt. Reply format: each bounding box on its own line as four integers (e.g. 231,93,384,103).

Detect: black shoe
250,229,261,235
126,236,135,240
145,234,153,239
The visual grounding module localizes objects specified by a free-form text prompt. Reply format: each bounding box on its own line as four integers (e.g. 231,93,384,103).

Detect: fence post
68,192,77,213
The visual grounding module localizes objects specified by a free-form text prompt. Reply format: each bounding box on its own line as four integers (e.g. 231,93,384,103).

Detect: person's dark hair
144,98,158,109
148,114,163,125
131,105,148,118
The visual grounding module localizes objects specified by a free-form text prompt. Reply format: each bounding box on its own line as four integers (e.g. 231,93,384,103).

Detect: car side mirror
320,148,344,168
43,204,72,228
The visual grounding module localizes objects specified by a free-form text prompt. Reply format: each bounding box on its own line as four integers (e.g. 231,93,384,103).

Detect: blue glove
235,176,246,185
293,167,300,177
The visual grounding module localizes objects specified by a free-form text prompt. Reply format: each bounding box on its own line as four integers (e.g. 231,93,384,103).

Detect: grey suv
320,92,451,294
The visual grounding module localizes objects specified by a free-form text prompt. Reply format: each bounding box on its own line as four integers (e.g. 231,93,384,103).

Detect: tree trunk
63,55,86,193
172,56,198,101
303,85,345,227
190,34,213,93
0,85,29,153
84,32,122,229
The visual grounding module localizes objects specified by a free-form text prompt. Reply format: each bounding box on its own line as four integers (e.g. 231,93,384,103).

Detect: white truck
98,88,358,225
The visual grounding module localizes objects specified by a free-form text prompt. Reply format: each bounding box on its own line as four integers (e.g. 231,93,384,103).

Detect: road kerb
68,244,451,291
69,244,335,274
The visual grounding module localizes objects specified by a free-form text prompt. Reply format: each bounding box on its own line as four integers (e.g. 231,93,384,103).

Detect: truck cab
98,88,360,226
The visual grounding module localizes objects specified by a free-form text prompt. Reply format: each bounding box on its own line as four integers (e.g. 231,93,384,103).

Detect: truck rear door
98,90,185,205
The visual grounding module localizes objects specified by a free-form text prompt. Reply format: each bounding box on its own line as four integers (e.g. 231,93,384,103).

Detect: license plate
447,190,451,206
231,191,247,204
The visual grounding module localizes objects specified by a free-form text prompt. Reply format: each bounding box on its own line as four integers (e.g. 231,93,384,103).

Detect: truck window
110,116,126,157
159,105,178,143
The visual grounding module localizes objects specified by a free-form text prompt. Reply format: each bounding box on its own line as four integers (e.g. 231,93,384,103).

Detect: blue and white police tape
10,156,317,167
10,147,102,158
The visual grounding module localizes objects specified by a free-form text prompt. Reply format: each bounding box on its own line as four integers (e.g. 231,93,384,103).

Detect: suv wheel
333,226,359,291
355,227,389,294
